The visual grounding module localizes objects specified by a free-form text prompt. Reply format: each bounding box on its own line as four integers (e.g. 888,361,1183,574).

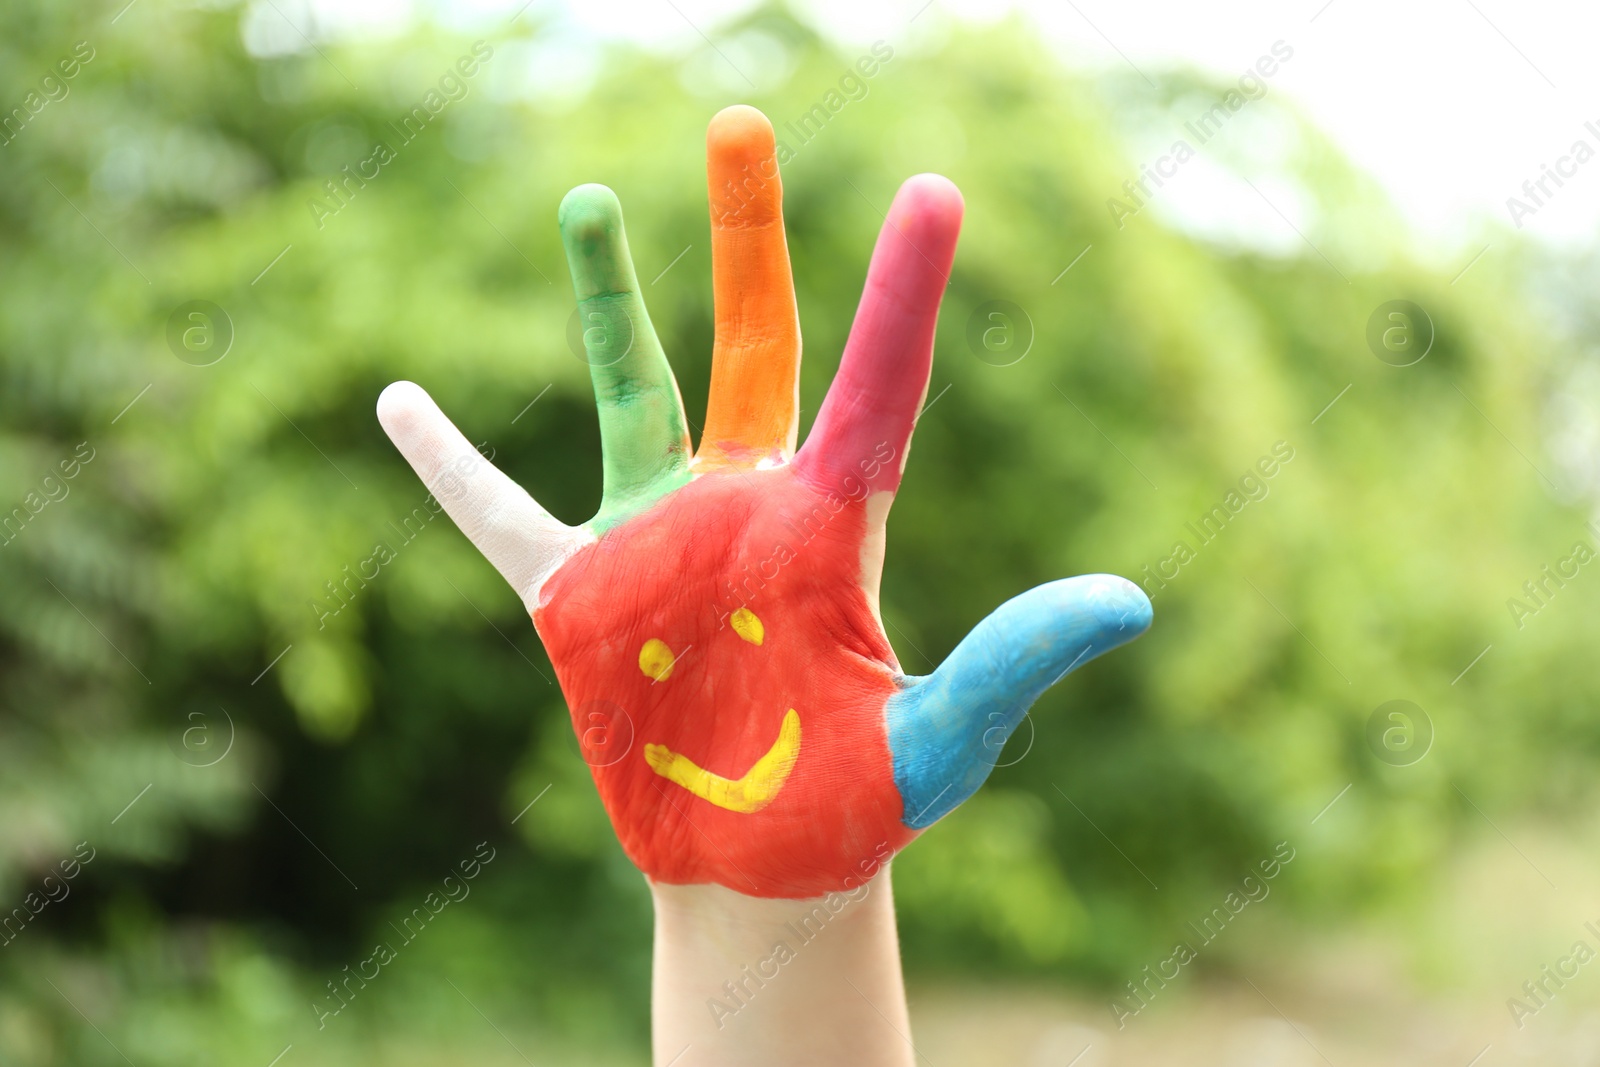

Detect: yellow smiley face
636,607,800,814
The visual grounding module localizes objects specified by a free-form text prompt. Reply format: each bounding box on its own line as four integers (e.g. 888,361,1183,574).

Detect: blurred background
4,0,1600,1063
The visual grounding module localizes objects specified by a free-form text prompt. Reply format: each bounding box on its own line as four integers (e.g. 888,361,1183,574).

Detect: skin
377,104,1152,1065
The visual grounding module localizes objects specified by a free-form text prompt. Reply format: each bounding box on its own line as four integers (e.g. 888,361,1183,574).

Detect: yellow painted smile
644,709,801,814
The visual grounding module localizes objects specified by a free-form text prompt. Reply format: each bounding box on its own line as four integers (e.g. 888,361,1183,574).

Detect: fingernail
1083,575,1153,637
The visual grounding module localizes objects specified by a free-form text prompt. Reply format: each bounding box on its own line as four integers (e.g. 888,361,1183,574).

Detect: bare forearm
650,872,914,1066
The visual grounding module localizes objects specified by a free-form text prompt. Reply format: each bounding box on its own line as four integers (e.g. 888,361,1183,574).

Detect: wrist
649,868,914,1067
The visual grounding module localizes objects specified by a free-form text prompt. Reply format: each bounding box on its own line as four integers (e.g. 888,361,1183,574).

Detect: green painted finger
558,184,692,526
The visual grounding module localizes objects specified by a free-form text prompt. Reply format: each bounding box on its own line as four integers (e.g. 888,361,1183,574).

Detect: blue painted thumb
886,574,1152,828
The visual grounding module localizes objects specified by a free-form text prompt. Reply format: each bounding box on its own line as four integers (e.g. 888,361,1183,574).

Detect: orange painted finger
698,105,801,466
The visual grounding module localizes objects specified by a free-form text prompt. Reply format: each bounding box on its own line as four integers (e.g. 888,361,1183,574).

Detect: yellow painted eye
730,607,764,646
639,638,676,681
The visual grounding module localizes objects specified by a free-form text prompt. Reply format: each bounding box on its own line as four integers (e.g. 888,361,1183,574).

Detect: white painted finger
376,381,590,607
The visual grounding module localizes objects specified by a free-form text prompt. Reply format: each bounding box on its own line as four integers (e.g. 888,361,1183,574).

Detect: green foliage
0,1,1593,1061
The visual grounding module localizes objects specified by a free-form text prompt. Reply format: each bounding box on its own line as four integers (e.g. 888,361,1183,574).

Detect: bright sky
281,0,1600,258
1000,0,1600,253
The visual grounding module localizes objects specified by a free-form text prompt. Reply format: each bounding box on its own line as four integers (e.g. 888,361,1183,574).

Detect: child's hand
376,105,1151,901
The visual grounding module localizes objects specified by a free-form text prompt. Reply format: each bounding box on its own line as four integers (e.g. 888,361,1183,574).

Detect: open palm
377,105,1151,900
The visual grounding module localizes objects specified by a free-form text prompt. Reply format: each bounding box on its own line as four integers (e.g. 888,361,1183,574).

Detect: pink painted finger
794,173,963,496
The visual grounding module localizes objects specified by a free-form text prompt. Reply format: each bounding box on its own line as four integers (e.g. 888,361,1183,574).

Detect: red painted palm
535,462,911,898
